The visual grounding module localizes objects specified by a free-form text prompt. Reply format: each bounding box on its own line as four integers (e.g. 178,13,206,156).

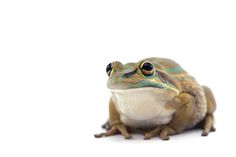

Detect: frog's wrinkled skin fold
94,57,216,140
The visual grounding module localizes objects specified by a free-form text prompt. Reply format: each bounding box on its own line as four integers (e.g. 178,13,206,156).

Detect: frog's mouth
111,86,179,98
109,81,180,96
108,76,180,94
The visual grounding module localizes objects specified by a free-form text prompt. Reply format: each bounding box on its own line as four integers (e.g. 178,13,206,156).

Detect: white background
0,0,236,157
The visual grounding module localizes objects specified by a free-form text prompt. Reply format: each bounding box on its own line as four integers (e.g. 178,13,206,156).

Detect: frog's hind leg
101,120,144,134
201,86,216,136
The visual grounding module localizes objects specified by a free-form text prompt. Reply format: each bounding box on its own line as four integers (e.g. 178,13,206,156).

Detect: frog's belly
111,87,177,128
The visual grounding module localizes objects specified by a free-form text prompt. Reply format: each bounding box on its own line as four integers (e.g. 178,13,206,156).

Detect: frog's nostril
122,70,137,78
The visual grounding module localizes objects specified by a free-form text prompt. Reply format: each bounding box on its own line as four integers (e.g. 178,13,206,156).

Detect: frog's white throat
111,87,177,128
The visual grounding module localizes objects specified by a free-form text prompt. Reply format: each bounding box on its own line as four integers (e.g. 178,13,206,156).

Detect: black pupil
106,63,112,73
142,62,153,71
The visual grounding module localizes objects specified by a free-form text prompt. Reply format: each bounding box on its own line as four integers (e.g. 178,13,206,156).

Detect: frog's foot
201,86,216,136
159,126,177,140
143,126,165,140
141,126,177,140
201,114,215,136
94,124,132,139
94,127,118,138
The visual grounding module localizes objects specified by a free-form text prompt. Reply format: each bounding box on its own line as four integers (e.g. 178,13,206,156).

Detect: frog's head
106,60,181,96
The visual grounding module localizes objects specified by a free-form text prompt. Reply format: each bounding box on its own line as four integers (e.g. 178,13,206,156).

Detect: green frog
95,57,216,140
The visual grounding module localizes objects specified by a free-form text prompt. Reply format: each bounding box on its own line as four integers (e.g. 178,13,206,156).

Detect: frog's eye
106,63,113,76
140,61,154,76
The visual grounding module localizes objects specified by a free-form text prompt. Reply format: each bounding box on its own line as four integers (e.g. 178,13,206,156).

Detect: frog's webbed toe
94,124,132,139
143,126,165,140
159,126,179,140
94,127,118,138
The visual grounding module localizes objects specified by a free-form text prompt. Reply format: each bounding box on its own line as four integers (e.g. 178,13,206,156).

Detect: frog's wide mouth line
110,87,162,93
110,86,180,95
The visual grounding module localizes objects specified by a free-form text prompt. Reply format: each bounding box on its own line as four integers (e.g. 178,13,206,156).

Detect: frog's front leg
159,93,196,140
94,98,132,139
159,87,217,139
144,93,195,140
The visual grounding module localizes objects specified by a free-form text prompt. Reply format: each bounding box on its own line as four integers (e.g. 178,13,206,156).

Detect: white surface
0,0,236,157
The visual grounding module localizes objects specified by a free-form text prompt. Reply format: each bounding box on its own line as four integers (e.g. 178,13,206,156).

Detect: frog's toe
201,114,215,137
94,134,102,138
124,134,132,139
116,124,132,139
94,127,118,138
160,136,170,140
143,133,153,140
159,126,178,141
159,130,170,140
211,126,216,132
201,131,209,136
201,126,215,136
143,126,165,140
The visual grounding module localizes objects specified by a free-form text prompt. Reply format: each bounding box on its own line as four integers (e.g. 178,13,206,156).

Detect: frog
94,57,216,140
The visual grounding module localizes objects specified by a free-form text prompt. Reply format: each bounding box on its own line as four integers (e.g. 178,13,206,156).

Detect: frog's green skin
95,57,216,140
